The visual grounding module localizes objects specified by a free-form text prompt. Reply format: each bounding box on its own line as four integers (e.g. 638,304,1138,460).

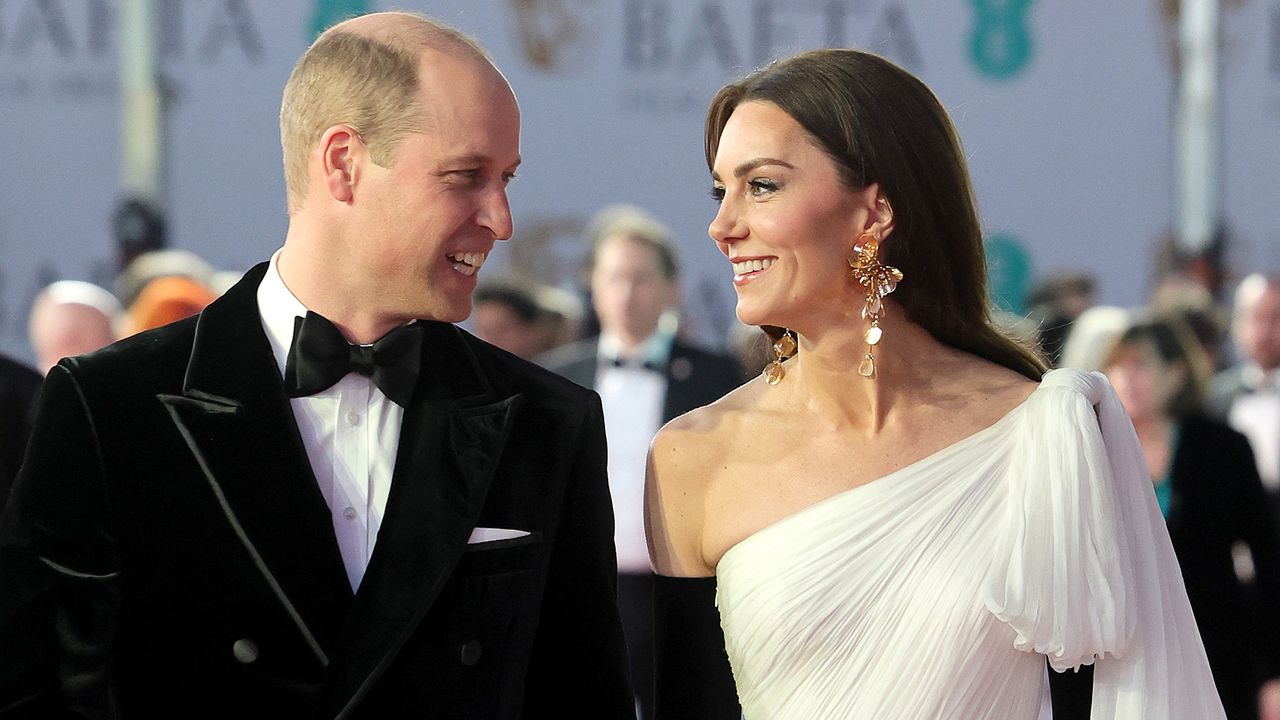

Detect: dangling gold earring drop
763,329,797,386
849,232,903,379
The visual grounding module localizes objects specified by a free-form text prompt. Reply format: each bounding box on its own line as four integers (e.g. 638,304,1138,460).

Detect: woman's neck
783,301,962,436
1130,415,1178,482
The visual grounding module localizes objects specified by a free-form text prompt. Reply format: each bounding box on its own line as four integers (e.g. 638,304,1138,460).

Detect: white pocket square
467,527,531,544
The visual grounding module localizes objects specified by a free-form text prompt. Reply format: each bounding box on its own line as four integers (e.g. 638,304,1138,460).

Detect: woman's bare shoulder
973,359,1040,409
646,379,764,576
650,387,750,493
933,351,1040,414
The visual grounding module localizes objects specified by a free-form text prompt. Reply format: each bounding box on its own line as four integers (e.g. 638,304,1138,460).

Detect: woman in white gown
644,49,1226,719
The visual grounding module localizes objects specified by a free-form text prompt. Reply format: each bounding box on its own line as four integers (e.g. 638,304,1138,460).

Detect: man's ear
318,124,362,204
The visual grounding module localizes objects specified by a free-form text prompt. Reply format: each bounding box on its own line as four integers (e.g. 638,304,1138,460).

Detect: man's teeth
732,258,774,275
448,252,487,276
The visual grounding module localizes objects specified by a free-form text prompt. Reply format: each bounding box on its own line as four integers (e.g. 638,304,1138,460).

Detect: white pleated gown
715,369,1226,719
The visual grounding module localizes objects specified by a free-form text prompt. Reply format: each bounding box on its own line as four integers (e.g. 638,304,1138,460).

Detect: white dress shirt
596,331,670,573
257,251,403,591
1229,364,1280,491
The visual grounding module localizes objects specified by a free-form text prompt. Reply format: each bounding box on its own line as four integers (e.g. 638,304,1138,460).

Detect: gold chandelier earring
849,231,903,379
763,329,797,386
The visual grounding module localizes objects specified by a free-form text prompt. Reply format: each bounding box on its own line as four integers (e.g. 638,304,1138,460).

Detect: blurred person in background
1059,305,1130,372
1210,274,1280,521
1025,272,1096,367
209,269,247,296
540,204,743,719
1103,316,1280,720
472,278,580,359
119,275,219,337
0,354,40,512
1151,272,1229,371
27,280,121,374
113,248,215,310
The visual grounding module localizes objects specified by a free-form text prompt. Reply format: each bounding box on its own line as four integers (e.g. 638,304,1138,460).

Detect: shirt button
343,506,357,520
346,411,361,426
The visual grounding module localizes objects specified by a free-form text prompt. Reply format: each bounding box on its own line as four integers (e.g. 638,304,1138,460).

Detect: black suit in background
1165,415,1280,720
537,336,746,428
1206,367,1280,525
0,354,40,513
540,336,745,720
0,263,633,719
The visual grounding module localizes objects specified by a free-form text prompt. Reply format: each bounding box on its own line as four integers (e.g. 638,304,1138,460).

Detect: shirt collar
256,248,310,378
1243,363,1280,392
598,328,673,367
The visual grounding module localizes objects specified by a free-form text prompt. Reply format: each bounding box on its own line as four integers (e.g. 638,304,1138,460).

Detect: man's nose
479,186,514,241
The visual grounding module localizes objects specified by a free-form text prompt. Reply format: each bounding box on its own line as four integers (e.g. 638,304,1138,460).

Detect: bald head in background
1232,273,1280,373
28,280,121,374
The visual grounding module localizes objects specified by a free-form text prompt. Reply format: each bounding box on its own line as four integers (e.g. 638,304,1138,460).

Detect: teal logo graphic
969,0,1033,80
985,233,1031,315
310,0,373,41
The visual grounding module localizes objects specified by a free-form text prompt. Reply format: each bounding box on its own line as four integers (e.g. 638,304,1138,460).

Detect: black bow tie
608,356,662,372
284,311,423,407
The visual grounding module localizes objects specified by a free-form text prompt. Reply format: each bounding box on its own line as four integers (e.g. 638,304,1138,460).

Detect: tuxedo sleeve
522,393,634,716
0,362,119,718
1224,428,1280,680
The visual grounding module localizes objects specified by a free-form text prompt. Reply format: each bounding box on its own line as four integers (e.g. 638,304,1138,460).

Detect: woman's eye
709,186,726,203
748,179,779,196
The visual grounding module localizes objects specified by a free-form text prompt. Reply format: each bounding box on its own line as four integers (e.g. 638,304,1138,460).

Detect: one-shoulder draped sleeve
985,370,1226,718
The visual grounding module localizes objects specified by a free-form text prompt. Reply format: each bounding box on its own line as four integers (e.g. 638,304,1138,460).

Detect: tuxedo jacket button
460,640,482,666
232,638,259,664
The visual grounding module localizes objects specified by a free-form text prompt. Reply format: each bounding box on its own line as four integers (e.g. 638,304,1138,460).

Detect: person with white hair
27,280,122,374
1058,305,1132,372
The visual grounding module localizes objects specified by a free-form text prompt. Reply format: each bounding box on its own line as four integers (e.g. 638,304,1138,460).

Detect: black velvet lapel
323,323,522,719
157,263,352,669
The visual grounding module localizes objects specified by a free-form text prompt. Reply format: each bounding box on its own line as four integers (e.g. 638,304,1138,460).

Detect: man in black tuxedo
0,12,631,719
540,206,744,719
1209,273,1280,524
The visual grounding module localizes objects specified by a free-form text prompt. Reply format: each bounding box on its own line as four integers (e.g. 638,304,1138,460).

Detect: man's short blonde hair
278,13,488,213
